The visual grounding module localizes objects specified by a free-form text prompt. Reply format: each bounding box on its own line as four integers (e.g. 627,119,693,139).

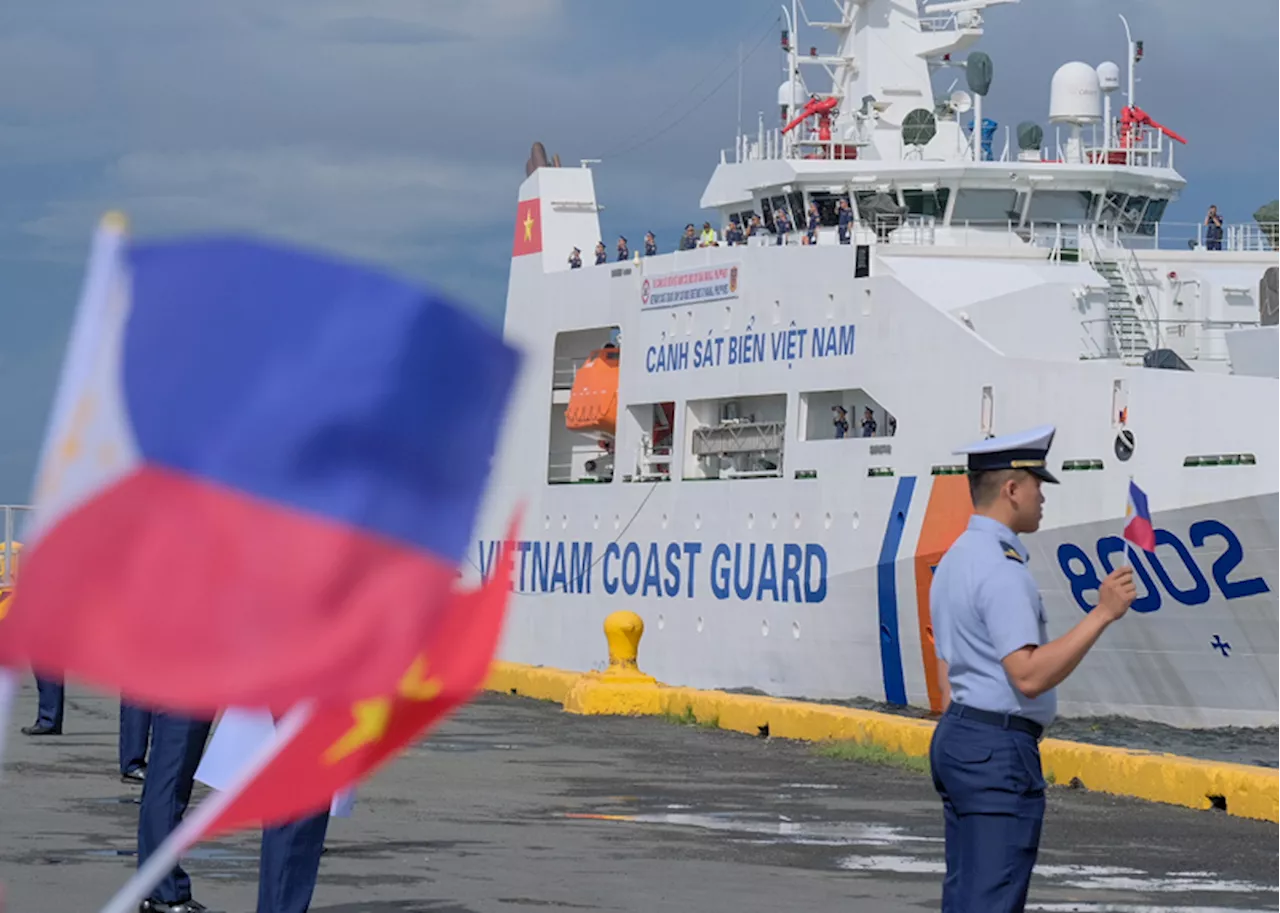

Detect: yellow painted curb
483,659,1278,824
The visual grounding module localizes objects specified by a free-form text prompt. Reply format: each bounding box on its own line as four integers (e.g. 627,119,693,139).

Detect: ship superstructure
470,0,1278,728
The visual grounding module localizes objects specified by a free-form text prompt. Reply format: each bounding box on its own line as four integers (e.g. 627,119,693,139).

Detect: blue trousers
34,676,64,729
137,712,213,904
258,810,330,913
120,701,153,775
929,708,1045,912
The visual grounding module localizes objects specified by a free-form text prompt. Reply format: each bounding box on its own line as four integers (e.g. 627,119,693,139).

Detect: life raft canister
565,346,619,436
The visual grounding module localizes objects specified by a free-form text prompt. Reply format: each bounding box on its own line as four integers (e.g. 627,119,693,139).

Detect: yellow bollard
600,610,655,683
563,610,662,714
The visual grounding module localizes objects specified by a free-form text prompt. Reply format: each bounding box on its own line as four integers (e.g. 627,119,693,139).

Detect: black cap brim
1027,465,1060,484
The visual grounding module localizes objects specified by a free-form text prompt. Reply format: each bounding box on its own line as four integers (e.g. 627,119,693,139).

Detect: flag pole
1121,474,1133,567
96,703,314,913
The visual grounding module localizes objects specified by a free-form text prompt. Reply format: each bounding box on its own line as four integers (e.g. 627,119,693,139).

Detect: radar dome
1096,61,1121,93
1049,61,1101,124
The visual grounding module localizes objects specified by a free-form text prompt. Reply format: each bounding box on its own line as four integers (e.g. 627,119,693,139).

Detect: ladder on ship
1084,233,1160,364
1094,257,1151,362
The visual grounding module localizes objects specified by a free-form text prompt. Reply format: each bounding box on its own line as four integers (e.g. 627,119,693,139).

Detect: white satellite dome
1096,61,1121,93
1049,61,1101,124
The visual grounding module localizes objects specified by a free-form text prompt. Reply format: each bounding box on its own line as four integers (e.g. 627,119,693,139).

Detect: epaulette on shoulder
1000,540,1024,563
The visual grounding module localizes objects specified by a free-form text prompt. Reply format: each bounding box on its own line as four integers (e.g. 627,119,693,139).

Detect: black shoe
21,723,61,736
140,899,213,913
122,765,146,784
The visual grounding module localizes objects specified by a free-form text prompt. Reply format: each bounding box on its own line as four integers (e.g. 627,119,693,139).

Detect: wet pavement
0,683,1276,912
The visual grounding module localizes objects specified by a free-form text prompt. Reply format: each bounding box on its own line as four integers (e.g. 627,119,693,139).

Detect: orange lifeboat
565,345,619,437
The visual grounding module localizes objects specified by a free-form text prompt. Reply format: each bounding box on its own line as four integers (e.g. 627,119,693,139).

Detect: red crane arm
782,96,838,135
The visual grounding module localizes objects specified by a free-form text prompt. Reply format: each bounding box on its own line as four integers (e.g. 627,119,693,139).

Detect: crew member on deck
837,199,852,245
773,207,791,244
1204,205,1223,250
616,236,629,261
644,232,657,256
724,218,743,246
807,201,819,244
929,425,1135,912
594,242,607,265
569,248,582,269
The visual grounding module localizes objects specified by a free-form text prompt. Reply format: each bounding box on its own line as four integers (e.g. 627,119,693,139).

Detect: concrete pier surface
1,683,1275,913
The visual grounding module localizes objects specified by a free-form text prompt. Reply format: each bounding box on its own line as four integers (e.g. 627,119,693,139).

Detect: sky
0,0,1276,501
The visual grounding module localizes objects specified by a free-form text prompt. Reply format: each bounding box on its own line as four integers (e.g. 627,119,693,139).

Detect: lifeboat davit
565,345,619,437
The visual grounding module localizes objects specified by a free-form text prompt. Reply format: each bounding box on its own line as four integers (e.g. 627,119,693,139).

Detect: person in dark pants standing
138,711,214,913
257,811,330,913
21,675,63,735
928,426,1135,912
138,705,332,913
120,701,153,783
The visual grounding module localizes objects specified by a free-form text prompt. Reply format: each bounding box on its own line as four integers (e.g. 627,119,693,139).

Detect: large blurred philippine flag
0,214,521,717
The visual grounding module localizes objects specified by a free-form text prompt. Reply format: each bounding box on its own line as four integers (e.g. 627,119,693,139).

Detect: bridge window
809,191,850,226
903,187,950,219
684,394,786,480
800,388,896,441
1138,199,1168,235
951,189,1020,224
1025,191,1093,224
621,402,676,482
550,326,619,485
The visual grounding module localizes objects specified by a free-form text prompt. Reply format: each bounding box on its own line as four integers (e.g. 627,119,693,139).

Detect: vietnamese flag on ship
0,215,521,716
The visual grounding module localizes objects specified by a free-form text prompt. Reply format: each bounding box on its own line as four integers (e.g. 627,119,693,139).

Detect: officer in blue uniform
928,425,1136,913
21,674,63,735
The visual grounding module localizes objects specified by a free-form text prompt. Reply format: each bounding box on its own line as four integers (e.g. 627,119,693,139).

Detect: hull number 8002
1056,520,1271,614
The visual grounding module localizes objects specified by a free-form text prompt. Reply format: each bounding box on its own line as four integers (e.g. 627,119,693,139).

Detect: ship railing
918,12,961,32
866,220,1275,254
551,355,592,390
1,504,33,588
1078,317,1264,364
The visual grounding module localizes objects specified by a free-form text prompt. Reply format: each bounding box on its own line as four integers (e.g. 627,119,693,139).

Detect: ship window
902,187,950,219
800,388,896,441
1025,191,1092,224
950,189,1020,224
684,394,786,480
1098,191,1127,226
761,197,776,231
788,191,806,226
550,326,619,485
620,402,675,482
809,191,850,227
1138,199,1168,235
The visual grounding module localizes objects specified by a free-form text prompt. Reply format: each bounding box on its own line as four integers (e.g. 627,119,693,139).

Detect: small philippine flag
1123,480,1157,553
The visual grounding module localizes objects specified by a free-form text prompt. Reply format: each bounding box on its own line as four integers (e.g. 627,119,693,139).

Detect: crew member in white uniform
928,425,1136,912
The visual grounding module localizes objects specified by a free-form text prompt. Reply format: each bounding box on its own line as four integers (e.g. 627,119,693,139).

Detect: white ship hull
468,2,1279,729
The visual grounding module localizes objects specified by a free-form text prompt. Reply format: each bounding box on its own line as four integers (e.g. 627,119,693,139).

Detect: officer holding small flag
928,425,1136,912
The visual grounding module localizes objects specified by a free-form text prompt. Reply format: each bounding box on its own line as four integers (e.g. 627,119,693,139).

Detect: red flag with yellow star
512,198,542,257
194,522,518,837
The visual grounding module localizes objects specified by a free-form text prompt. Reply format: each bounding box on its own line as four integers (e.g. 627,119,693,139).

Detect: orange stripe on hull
912,475,973,713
